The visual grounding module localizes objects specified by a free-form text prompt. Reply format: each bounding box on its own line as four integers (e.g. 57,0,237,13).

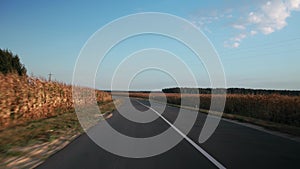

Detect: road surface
37,98,300,169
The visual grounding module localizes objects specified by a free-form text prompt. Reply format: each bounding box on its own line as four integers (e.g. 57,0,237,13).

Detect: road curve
37,98,300,169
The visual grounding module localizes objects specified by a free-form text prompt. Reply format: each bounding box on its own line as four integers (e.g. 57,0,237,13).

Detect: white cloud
248,0,300,34
232,24,246,30
232,33,247,42
287,0,300,10
260,26,275,34
226,0,300,48
189,8,233,33
224,34,246,48
232,42,240,48
224,41,240,48
189,1,300,48
250,0,290,34
248,12,262,24
190,16,219,33
250,30,257,35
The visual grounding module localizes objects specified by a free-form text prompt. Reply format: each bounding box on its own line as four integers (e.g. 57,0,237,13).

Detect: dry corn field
0,73,112,130
128,92,300,127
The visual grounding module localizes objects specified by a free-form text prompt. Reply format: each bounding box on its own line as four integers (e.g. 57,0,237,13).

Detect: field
0,73,115,168
0,73,112,130
126,92,300,134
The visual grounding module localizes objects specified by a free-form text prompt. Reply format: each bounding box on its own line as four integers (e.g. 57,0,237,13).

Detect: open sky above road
1,0,300,90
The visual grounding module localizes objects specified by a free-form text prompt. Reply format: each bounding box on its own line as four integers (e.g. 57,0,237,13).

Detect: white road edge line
137,101,226,169
148,98,300,143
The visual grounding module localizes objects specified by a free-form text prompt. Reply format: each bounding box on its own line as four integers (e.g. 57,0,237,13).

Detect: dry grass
127,92,300,128
0,74,116,167
0,73,112,130
0,99,117,168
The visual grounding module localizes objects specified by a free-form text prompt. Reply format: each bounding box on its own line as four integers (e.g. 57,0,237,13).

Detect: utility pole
48,72,53,81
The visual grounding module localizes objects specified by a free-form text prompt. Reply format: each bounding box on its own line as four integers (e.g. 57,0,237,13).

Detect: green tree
0,49,27,76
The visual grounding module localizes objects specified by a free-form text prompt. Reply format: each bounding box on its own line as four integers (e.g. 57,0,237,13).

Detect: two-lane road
37,98,300,169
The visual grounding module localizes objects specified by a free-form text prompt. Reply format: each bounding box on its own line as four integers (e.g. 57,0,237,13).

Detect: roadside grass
0,109,81,158
127,93,300,137
166,102,300,137
0,100,117,167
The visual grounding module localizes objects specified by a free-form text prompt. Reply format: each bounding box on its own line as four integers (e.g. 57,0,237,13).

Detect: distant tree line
0,49,27,76
162,87,300,96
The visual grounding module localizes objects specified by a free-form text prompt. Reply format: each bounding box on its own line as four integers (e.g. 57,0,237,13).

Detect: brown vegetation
128,92,300,127
0,73,112,130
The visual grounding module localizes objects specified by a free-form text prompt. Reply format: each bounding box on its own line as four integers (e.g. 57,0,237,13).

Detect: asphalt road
37,98,300,169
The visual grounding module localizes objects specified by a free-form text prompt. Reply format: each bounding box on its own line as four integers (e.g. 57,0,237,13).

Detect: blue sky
1,0,300,90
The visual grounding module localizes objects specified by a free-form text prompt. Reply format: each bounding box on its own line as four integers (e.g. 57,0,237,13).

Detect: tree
0,49,27,76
